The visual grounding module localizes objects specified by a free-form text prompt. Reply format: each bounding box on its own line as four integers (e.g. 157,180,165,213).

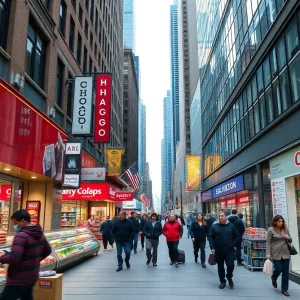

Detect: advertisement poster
26,201,40,225
51,185,62,230
185,155,201,191
105,148,125,176
271,178,289,223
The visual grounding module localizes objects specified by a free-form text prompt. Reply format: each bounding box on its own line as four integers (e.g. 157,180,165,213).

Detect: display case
243,238,267,271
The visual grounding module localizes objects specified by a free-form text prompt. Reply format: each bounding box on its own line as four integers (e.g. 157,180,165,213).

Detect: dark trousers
0,284,35,300
236,238,242,263
193,240,206,264
272,259,290,292
187,225,191,238
141,233,145,249
146,239,159,263
167,241,179,262
132,232,139,252
116,241,132,267
102,233,113,249
215,250,235,283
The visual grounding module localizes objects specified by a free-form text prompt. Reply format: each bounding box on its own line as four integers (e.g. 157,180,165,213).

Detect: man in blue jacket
143,213,163,266
100,216,113,250
209,211,239,290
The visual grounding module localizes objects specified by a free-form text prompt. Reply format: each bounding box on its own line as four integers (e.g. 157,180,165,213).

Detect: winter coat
190,221,208,242
100,220,113,235
187,215,195,226
143,221,163,240
209,221,240,252
128,217,141,233
112,219,135,243
228,215,246,237
0,225,51,286
163,220,183,242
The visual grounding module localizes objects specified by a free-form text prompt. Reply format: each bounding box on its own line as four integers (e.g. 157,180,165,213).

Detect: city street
62,233,300,300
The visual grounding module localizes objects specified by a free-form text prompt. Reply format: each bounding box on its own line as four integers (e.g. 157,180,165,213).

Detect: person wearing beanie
143,213,163,266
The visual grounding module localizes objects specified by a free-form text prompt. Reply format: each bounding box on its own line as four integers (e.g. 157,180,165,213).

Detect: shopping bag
208,254,216,265
263,259,273,275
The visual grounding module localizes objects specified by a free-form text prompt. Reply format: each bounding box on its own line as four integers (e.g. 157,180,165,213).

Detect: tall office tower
123,49,139,170
170,4,180,158
133,55,141,93
138,101,146,192
195,0,300,257
123,0,135,51
161,91,173,212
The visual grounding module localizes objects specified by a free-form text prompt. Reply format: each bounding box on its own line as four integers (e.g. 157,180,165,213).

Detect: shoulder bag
275,229,298,255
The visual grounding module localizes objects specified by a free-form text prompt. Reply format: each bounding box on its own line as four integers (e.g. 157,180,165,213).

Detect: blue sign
201,190,213,202
212,174,244,198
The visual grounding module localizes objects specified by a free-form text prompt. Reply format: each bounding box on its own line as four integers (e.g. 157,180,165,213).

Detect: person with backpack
143,213,163,266
163,213,183,268
228,209,246,266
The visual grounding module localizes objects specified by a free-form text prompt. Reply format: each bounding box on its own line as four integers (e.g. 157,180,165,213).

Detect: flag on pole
125,163,140,190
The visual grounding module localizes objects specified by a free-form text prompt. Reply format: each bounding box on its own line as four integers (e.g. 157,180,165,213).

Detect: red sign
226,199,236,205
237,191,249,204
62,183,123,201
94,74,112,142
26,201,40,225
0,185,21,201
39,279,52,289
295,151,300,166
81,152,97,168
0,79,67,179
115,192,133,201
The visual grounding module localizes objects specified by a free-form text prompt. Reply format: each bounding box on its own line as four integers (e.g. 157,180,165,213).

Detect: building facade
123,49,139,170
138,101,146,193
123,0,135,51
196,0,300,280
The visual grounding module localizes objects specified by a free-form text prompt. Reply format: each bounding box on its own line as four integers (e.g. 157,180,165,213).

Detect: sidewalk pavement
62,232,300,300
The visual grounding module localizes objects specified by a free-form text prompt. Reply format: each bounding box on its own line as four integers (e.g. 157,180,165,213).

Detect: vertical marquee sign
63,143,82,188
72,77,93,135
94,74,112,143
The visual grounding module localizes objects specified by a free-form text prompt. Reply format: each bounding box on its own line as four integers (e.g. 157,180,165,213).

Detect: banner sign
115,192,134,201
201,189,212,202
105,148,125,176
185,155,201,191
212,174,244,198
94,74,112,142
26,201,40,225
81,168,106,181
63,143,82,188
72,77,93,135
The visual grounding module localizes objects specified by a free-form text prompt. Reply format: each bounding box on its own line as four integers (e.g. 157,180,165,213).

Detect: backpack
178,249,185,264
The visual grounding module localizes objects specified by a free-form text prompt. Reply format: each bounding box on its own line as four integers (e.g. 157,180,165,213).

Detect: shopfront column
257,163,266,228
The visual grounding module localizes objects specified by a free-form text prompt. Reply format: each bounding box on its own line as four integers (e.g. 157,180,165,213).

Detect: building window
69,17,75,52
89,57,92,73
77,33,82,64
43,0,50,9
79,5,83,24
26,23,46,89
90,0,94,24
90,32,93,48
59,1,67,37
95,10,98,33
55,59,64,107
0,0,11,49
71,0,76,10
285,17,300,61
85,20,88,37
67,72,73,118
289,52,300,103
85,0,89,12
83,46,88,72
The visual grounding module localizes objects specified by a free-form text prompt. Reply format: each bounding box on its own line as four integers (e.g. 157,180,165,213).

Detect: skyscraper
170,4,179,157
134,56,141,93
138,101,146,193
123,0,135,51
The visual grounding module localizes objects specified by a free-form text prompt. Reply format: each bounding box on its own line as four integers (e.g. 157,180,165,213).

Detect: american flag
125,163,140,190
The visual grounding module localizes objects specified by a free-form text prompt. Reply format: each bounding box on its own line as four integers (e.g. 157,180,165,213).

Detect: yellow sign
105,148,125,176
185,155,201,191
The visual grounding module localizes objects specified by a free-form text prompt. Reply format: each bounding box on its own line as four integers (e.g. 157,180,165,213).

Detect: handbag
287,241,298,255
208,254,216,265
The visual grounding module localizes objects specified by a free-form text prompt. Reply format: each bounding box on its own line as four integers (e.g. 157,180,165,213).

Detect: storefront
122,199,142,216
270,145,300,279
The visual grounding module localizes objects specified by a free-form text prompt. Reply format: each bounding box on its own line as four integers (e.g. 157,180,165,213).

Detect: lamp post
180,181,183,218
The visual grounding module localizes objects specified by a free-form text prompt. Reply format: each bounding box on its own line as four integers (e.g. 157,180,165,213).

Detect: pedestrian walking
209,211,239,289
86,214,95,230
100,216,114,250
0,209,51,300
191,213,208,268
206,213,216,233
112,211,135,272
266,215,292,297
143,213,163,266
128,211,141,253
140,214,148,251
238,213,247,229
163,213,183,268
187,212,195,239
228,209,246,266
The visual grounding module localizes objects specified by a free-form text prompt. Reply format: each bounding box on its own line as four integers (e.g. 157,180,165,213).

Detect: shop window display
61,201,87,228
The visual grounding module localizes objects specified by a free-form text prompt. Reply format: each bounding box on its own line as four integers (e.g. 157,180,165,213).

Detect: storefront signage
39,280,52,289
63,143,82,188
105,148,125,176
26,201,40,225
94,74,112,143
0,186,21,201
81,152,97,168
271,178,289,222
212,175,244,198
122,199,142,210
81,168,106,181
72,76,93,135
185,155,201,191
115,192,133,201
201,189,212,202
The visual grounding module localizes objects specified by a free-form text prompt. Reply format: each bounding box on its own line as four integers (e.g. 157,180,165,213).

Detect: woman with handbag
266,215,292,297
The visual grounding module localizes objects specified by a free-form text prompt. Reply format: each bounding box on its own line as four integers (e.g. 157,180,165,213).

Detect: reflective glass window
270,47,278,78
244,113,250,142
259,95,267,129
265,87,274,123
279,68,292,111
289,52,300,103
272,78,282,117
254,102,260,134
246,83,252,108
259,1,268,40
276,37,286,70
265,0,277,27
257,66,264,95
263,56,271,87
249,107,255,138
285,18,300,61
251,75,258,101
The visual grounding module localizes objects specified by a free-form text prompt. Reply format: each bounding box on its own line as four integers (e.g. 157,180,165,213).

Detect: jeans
272,259,290,292
215,250,235,283
141,233,145,249
102,233,113,249
132,232,139,252
116,241,132,267
193,240,206,264
146,239,159,263
167,241,179,262
187,225,191,238
0,284,35,300
236,238,243,263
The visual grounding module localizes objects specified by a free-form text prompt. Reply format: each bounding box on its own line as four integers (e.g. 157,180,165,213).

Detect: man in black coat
140,214,148,250
100,216,113,250
112,211,135,272
228,209,246,266
128,211,141,253
209,211,240,290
